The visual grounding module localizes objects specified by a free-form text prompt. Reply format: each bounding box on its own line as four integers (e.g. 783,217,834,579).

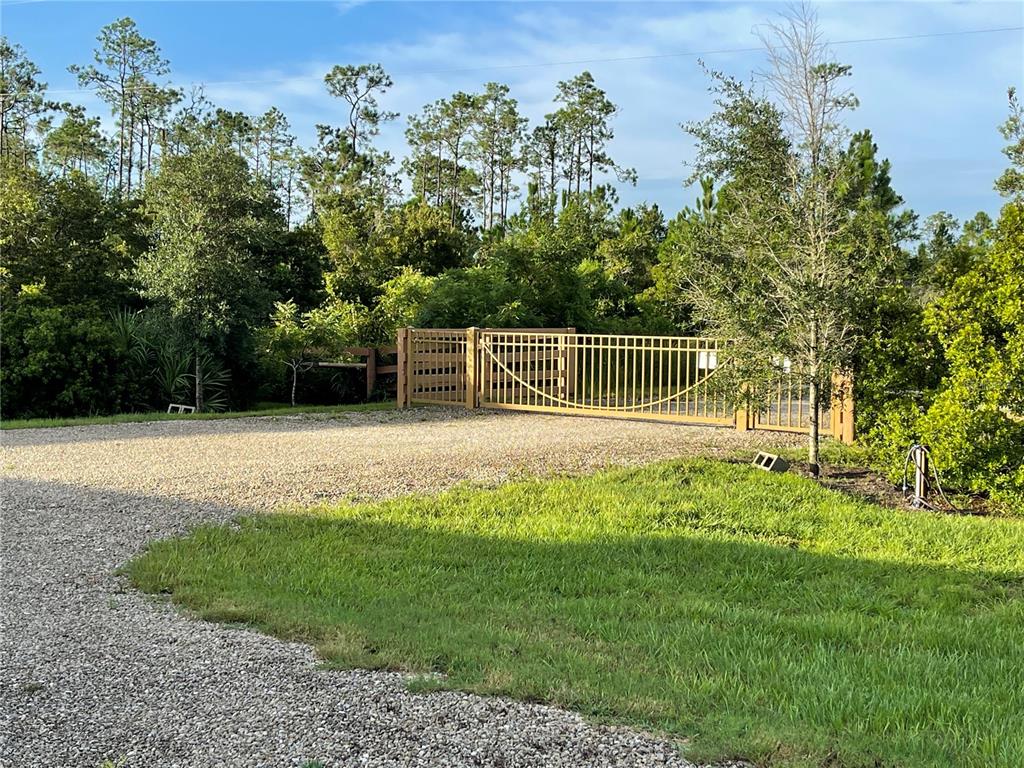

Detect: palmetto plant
192,348,230,412
153,342,191,404
109,308,150,370
110,308,159,410
111,307,232,412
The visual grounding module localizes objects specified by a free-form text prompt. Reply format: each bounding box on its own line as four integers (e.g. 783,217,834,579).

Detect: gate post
831,371,855,444
466,327,480,409
365,348,377,401
735,382,751,432
564,328,576,400
396,327,410,408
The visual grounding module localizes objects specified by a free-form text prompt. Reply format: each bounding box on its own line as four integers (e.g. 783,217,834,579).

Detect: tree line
1,9,1020,509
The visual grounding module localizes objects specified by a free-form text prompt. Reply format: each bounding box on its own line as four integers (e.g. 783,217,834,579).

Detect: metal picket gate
396,327,854,443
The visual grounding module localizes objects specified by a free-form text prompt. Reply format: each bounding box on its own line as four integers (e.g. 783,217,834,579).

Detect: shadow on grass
128,466,1024,768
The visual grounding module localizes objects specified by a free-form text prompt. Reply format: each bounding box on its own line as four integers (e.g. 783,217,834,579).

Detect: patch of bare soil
789,462,995,515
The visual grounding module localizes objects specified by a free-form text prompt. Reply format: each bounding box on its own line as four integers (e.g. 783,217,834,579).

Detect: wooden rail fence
396,327,854,443
318,346,399,400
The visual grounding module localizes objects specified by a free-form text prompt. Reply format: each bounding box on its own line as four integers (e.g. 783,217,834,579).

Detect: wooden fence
318,346,399,399
397,327,854,443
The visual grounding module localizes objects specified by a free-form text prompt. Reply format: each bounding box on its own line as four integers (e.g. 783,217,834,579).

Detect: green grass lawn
128,459,1024,768
0,401,394,430
774,440,870,467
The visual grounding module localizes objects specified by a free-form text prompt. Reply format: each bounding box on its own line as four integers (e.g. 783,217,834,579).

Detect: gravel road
1,407,797,767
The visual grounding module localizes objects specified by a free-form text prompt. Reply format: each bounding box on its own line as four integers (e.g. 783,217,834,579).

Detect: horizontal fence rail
397,327,854,443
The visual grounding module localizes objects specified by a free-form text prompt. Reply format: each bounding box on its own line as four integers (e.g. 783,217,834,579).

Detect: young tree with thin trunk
260,299,346,406
526,120,559,216
437,92,478,227
680,5,873,475
41,105,109,178
0,38,52,167
0,39,35,159
550,71,633,200
258,107,293,190
404,106,444,205
471,83,525,230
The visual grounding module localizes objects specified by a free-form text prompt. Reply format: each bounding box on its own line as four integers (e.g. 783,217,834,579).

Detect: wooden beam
366,348,377,400
396,327,410,408
465,327,479,409
832,371,855,445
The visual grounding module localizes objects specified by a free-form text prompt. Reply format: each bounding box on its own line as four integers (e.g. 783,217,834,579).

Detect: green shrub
865,376,1024,514
918,386,1024,510
863,398,924,483
0,285,134,418
919,201,1024,511
865,202,1024,512
853,284,944,436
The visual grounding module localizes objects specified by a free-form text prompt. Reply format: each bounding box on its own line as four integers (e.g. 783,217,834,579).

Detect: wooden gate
401,328,469,405
397,327,854,443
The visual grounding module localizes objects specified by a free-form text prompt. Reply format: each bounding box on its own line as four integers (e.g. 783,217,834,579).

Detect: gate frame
397,326,855,444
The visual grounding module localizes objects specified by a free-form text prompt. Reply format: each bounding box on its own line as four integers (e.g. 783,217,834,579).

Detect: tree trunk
285,170,294,226
548,149,555,206
435,146,443,207
126,108,135,196
137,117,145,183
498,166,506,226
488,146,495,229
118,81,126,193
579,136,584,194
291,364,298,407
588,127,594,194
807,376,820,477
807,319,820,477
194,346,205,413
147,117,154,175
451,140,460,227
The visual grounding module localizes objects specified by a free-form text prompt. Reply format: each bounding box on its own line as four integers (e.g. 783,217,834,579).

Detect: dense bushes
861,93,1024,511
864,202,1024,510
924,201,1023,508
4,157,1017,510
1,288,134,418
0,164,146,418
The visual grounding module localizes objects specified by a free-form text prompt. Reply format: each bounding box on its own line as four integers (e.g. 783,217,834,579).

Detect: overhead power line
3,25,1022,98
397,25,1024,77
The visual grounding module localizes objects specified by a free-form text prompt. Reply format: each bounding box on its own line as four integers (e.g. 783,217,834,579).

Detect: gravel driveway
1,407,798,767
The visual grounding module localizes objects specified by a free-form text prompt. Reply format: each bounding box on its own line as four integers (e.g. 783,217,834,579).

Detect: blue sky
3,1,1022,224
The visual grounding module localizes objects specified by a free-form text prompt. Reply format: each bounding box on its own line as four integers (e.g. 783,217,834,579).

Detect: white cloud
160,0,1022,220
